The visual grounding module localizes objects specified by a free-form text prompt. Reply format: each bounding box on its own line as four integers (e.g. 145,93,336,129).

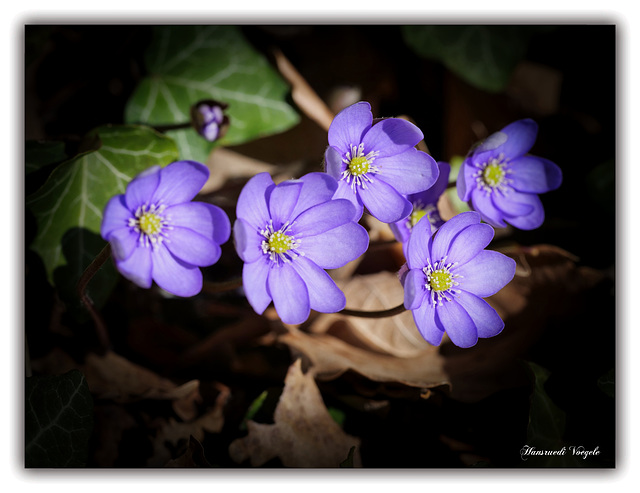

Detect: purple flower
190,99,229,142
101,160,231,297
324,101,439,223
390,160,451,251
233,172,369,325
457,119,562,230
402,211,516,348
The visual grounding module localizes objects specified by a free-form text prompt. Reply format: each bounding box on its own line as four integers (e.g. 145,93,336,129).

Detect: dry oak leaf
279,326,449,391
229,359,362,467
311,271,433,358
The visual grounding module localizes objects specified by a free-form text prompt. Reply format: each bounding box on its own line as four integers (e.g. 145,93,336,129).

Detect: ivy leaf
25,370,94,468
402,26,545,92
26,125,179,299
125,25,299,160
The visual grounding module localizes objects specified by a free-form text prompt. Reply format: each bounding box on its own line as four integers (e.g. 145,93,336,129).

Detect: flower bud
190,99,230,142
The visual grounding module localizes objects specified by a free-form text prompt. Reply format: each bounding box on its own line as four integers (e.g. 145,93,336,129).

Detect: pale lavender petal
151,161,210,206
301,222,369,269
430,211,482,262
389,220,411,245
503,193,545,230
361,118,423,158
469,189,508,228
236,172,274,231
409,161,450,206
474,131,508,154
293,199,355,238
101,195,133,239
152,245,203,297
165,226,220,267
509,155,562,193
233,218,264,263
494,119,538,158
403,268,427,310
267,263,310,325
491,189,535,217
242,259,272,314
115,244,152,289
455,290,504,338
457,159,478,202
374,148,438,195
166,202,230,245
445,223,495,266
412,301,444,346
406,214,435,270
437,300,478,348
125,165,161,210
268,181,303,228
332,179,364,221
325,146,346,180
359,178,412,223
455,250,516,297
328,101,373,153
289,172,339,219
291,256,346,313
107,227,138,261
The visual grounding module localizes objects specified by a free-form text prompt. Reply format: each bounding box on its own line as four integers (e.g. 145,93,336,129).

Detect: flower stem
339,302,406,318
202,277,244,294
446,181,456,189
76,243,112,353
152,122,192,133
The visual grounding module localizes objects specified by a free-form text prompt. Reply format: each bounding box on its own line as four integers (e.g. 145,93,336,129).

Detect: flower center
261,220,302,264
475,155,512,194
409,208,427,227
341,143,380,190
406,204,441,231
128,203,170,248
423,257,462,306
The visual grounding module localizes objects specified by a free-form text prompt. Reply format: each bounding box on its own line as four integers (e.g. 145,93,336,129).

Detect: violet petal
267,263,310,325
152,245,203,297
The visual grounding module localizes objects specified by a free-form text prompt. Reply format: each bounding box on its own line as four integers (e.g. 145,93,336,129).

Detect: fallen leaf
229,359,362,467
165,436,212,468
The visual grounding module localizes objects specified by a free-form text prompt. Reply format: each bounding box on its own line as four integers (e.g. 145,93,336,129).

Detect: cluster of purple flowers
101,101,560,348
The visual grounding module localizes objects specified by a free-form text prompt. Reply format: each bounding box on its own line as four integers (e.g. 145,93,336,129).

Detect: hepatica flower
101,160,230,297
324,101,439,223
457,119,562,230
234,172,369,325
390,160,451,251
402,211,516,348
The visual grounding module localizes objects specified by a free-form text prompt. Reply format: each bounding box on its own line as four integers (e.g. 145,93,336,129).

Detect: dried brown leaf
229,359,362,467
311,271,432,358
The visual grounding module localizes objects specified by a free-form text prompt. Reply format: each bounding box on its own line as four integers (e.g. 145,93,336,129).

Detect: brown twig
76,243,112,353
272,48,335,132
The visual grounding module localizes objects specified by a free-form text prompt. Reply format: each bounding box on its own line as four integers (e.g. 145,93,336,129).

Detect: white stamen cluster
423,256,462,306
340,143,380,191
128,202,171,248
260,220,302,264
474,154,513,194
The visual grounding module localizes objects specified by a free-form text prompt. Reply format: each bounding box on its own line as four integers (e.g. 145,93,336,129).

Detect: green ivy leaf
26,125,179,294
125,25,299,160
402,26,544,92
25,370,94,467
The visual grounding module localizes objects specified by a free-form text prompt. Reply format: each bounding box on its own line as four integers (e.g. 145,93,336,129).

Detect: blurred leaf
402,25,544,92
340,446,356,468
26,140,67,175
585,159,615,215
597,368,615,398
26,125,179,292
165,436,212,468
443,155,471,216
229,359,362,467
240,390,268,431
328,406,346,427
25,370,94,467
125,25,299,160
